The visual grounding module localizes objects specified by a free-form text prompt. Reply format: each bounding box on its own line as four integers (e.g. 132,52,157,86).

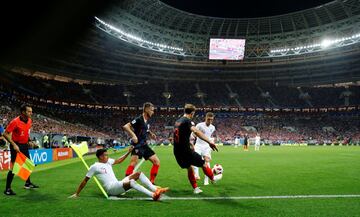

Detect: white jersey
255,136,261,145
86,158,117,191
195,122,216,147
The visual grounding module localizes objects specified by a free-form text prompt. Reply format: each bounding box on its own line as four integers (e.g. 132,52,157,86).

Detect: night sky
161,0,333,18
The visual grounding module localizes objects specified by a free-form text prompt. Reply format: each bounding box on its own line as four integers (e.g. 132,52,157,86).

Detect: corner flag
71,142,109,198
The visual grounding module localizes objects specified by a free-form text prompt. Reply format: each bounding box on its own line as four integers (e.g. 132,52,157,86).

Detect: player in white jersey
254,133,261,151
234,136,240,148
192,112,216,186
69,147,168,201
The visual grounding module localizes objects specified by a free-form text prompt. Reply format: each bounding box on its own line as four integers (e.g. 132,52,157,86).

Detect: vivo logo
31,151,48,162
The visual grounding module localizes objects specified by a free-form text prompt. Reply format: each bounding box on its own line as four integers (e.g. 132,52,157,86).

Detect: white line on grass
108,194,360,201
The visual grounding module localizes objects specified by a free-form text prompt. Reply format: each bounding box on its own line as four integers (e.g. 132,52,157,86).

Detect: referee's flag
13,152,35,181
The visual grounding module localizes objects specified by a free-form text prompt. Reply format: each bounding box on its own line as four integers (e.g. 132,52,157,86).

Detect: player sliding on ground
192,112,216,185
173,104,222,194
69,148,169,201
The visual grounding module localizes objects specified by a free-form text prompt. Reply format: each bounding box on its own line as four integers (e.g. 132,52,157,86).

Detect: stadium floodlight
321,39,333,48
94,17,184,52
270,32,360,54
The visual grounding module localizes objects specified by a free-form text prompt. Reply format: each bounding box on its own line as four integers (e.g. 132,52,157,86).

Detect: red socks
126,164,160,184
150,164,160,184
125,165,135,177
188,169,198,189
202,166,214,180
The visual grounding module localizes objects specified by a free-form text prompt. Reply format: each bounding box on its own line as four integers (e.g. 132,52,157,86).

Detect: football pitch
1,146,360,217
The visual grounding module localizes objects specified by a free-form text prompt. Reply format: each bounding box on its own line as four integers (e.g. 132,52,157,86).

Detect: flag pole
71,145,108,198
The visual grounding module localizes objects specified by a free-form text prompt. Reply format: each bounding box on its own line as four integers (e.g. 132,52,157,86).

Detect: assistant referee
3,104,39,196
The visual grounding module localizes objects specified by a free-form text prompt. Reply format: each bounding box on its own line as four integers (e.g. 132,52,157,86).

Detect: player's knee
128,171,140,180
129,179,136,186
154,159,160,166
132,172,141,180
123,181,131,190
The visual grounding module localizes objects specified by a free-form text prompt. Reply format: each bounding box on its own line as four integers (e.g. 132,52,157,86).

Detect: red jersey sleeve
5,119,17,133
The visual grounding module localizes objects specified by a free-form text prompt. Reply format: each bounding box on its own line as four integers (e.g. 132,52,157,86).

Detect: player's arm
148,130,157,140
191,126,218,152
113,146,134,165
189,133,196,150
212,130,217,143
69,177,90,198
122,123,138,144
3,131,20,152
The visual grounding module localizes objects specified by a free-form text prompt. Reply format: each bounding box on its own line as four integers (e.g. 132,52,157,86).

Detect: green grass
1,146,360,217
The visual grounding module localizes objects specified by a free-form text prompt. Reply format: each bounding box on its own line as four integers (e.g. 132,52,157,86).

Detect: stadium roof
160,0,332,18
116,0,359,35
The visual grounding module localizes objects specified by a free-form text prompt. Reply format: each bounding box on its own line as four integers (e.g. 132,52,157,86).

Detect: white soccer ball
212,164,223,175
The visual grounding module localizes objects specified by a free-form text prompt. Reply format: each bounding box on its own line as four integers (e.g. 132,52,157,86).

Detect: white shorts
106,177,129,196
255,142,260,146
194,144,212,159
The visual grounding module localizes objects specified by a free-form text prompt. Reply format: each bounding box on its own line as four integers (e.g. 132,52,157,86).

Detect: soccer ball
212,164,223,175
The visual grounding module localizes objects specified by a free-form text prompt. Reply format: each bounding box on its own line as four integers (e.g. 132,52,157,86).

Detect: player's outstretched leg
148,155,160,184
126,172,168,201
193,166,200,180
202,163,222,183
187,167,202,194
125,155,138,177
203,162,210,185
138,172,157,191
202,164,214,180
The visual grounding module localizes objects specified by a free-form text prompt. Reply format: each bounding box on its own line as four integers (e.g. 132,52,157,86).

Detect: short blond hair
206,112,214,118
143,102,154,111
184,104,196,114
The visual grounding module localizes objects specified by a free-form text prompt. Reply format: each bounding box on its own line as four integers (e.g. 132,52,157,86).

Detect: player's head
143,102,155,118
205,112,214,126
20,104,32,119
184,104,196,119
96,149,108,162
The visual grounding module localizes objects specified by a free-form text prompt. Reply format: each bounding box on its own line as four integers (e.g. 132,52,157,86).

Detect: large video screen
209,38,246,60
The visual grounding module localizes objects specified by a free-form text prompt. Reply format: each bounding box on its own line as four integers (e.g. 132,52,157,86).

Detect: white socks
139,172,157,191
129,179,153,197
193,166,199,178
204,162,210,184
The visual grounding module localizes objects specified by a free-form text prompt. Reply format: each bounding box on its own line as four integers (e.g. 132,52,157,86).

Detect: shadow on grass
18,190,59,202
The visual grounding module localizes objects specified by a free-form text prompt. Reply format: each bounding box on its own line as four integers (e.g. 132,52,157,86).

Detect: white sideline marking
108,194,360,201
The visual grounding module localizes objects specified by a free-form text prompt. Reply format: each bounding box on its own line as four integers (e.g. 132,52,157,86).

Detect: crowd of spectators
1,71,359,108
1,73,360,146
